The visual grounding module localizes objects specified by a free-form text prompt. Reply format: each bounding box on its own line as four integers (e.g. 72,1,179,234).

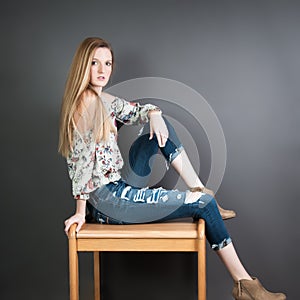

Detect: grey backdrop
1,0,299,299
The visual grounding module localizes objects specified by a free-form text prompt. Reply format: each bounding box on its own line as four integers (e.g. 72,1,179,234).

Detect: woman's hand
64,213,86,235
149,112,169,147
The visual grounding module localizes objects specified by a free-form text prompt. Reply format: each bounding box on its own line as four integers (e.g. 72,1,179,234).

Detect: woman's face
90,47,113,92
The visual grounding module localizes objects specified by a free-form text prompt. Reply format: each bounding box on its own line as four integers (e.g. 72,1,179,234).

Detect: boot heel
232,277,286,300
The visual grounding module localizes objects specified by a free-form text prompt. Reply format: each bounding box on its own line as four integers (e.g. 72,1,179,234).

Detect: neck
93,86,102,96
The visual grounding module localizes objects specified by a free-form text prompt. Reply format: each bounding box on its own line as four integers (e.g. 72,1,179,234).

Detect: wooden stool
68,219,206,300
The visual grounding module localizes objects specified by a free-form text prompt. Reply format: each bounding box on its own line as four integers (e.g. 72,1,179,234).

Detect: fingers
64,221,73,235
150,129,167,146
160,126,169,146
153,125,169,147
149,116,169,143
156,132,168,147
64,218,76,235
149,128,153,140
156,133,162,147
64,215,85,235
76,220,85,233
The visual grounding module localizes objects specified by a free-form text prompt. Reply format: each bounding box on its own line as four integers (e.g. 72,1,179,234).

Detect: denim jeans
87,118,232,250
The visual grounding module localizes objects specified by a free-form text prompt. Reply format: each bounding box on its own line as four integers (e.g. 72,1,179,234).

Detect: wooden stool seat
68,219,206,300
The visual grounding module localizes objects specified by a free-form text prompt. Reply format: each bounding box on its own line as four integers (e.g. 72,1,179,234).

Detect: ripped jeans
87,118,232,251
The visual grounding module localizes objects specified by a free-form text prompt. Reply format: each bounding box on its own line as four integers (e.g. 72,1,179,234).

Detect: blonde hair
58,37,116,157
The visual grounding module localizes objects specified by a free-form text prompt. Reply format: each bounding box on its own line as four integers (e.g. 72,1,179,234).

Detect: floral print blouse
67,97,160,200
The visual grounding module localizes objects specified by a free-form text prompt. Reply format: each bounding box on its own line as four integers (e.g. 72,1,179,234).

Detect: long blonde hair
58,37,116,157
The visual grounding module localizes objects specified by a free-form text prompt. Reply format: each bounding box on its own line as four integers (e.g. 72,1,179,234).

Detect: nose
97,63,104,73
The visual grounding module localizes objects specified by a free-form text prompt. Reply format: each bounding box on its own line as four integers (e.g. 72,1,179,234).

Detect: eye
106,61,112,66
91,60,98,66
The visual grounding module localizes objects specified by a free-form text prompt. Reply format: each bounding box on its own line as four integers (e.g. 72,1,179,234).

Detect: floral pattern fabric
110,97,160,125
67,97,160,200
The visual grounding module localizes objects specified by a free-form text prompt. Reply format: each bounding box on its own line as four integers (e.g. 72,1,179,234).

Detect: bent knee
184,191,215,207
184,190,204,204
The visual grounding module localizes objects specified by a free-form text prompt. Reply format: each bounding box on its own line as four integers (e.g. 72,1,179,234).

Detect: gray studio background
1,0,299,299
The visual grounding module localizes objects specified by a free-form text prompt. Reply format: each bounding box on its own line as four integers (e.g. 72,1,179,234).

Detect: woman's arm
64,199,87,234
104,93,169,147
64,94,96,234
148,110,169,147
110,96,161,125
67,92,101,201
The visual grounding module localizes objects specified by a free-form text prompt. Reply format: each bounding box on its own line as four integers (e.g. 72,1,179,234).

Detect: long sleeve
67,130,96,200
111,97,161,125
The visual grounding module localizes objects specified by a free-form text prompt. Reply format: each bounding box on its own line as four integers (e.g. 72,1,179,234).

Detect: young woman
59,37,286,299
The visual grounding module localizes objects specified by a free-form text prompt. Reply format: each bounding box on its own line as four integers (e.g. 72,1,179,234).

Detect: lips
98,76,106,81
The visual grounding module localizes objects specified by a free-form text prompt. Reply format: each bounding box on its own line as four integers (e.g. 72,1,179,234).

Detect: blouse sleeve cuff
148,107,162,115
143,105,162,122
74,194,90,200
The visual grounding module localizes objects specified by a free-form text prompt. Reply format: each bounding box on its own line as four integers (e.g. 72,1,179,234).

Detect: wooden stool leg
94,252,100,300
69,224,79,300
198,220,206,300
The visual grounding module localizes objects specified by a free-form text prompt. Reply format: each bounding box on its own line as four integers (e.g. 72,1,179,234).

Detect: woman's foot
190,186,236,220
217,202,236,220
232,277,286,300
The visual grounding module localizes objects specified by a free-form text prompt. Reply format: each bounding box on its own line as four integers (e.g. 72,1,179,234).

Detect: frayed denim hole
96,212,105,224
168,144,184,163
212,237,232,251
200,194,216,208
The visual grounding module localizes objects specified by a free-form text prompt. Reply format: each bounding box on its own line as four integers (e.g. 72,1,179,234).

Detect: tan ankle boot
190,186,236,220
232,277,286,300
216,202,236,220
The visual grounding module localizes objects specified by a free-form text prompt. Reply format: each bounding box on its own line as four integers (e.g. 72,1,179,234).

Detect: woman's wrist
148,108,162,117
76,199,87,216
